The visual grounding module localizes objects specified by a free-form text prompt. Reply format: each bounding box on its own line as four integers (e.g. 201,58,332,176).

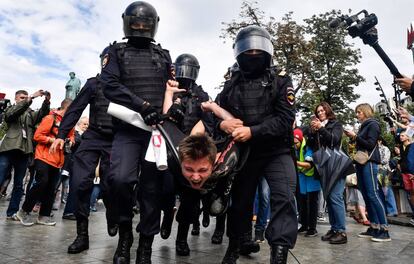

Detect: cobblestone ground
0,200,413,263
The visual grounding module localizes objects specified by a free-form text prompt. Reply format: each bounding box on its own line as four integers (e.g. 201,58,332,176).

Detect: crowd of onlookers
252,101,414,245
0,90,100,226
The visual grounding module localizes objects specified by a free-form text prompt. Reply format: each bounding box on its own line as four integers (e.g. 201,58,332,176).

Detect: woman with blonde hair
344,103,391,242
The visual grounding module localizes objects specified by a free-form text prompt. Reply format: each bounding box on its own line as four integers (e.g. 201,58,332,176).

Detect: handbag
345,173,357,187
354,145,377,165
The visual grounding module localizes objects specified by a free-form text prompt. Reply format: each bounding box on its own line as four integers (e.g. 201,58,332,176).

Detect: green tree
220,3,364,124
300,10,364,123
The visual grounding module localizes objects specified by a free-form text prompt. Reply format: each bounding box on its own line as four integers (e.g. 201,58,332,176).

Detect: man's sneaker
16,210,34,226
36,216,56,226
358,227,378,238
305,229,318,237
254,230,265,243
317,212,327,223
297,226,308,234
409,218,414,227
6,213,19,221
371,228,391,242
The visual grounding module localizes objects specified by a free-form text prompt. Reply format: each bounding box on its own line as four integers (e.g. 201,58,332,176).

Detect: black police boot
202,210,210,228
221,238,240,264
136,234,154,264
160,209,174,239
108,223,119,237
68,218,89,254
270,245,288,264
113,224,133,264
191,221,200,236
176,223,190,256
239,231,260,256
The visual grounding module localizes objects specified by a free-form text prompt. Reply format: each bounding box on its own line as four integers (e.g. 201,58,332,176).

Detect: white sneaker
16,210,34,226
409,218,414,227
36,216,56,226
6,213,19,221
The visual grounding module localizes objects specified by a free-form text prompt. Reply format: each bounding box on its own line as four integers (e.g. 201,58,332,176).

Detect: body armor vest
89,77,113,136
222,69,277,126
115,42,171,112
180,84,208,134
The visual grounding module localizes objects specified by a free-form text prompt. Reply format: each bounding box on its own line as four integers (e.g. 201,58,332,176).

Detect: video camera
329,10,403,78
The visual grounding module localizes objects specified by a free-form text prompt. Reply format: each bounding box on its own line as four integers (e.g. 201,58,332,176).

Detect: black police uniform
58,76,113,220
100,40,171,231
218,66,298,260
57,77,114,253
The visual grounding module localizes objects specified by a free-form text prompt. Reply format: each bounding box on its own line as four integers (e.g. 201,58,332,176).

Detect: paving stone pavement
0,201,413,263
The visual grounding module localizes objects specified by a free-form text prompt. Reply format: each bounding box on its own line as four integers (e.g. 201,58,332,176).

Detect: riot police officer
50,61,114,254
99,2,173,263
216,25,297,264
159,53,211,256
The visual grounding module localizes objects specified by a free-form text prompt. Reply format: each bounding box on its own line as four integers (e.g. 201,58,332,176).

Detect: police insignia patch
102,54,109,69
286,87,295,105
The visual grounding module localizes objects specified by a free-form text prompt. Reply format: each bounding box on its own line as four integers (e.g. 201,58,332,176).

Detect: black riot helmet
174,54,200,81
122,1,159,40
233,25,273,58
234,25,273,76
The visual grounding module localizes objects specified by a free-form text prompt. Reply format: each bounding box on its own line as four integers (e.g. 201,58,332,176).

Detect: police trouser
108,125,167,235
71,130,112,221
226,153,298,248
176,187,202,225
136,163,170,236
160,170,176,214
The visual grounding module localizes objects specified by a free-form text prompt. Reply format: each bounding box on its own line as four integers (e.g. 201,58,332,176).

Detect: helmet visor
233,35,273,58
129,16,155,31
174,65,199,81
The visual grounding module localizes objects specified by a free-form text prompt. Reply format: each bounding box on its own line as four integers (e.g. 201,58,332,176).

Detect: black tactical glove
141,102,162,126
167,103,185,124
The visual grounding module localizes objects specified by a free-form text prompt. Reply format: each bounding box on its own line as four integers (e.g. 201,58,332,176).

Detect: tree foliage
220,1,364,124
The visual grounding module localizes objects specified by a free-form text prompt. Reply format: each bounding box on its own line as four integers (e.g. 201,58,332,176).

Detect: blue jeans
0,150,30,217
90,185,101,208
326,178,346,232
378,185,398,216
254,177,270,232
356,162,388,226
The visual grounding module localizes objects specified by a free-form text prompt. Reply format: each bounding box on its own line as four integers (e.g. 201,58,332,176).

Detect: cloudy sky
0,0,413,111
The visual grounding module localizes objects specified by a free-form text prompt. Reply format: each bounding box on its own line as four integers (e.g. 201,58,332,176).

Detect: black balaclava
237,53,271,78
177,78,195,90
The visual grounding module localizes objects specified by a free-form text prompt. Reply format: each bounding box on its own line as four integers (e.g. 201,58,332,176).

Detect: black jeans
298,191,319,230
227,153,297,248
22,159,60,217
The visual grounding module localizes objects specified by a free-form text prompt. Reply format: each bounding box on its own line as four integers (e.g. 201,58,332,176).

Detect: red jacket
34,111,74,168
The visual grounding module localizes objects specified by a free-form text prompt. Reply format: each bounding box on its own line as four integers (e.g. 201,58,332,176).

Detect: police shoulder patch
286,87,295,105
102,54,109,69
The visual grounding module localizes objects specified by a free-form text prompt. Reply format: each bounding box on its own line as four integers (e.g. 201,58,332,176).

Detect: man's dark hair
15,90,28,96
178,134,217,165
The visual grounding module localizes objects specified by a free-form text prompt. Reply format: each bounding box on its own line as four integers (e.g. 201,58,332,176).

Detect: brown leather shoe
321,230,335,241
329,232,347,244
